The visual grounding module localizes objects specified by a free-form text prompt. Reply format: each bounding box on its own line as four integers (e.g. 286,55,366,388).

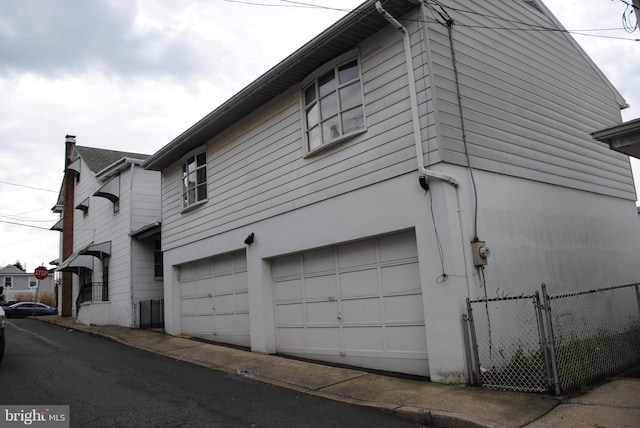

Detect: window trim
300,48,367,157
180,146,208,212
4,277,12,288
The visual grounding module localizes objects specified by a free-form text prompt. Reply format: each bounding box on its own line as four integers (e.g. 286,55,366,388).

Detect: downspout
129,162,136,327
376,1,472,297
375,1,458,188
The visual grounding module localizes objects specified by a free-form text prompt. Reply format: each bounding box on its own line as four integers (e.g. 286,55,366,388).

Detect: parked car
2,302,57,318
0,306,5,363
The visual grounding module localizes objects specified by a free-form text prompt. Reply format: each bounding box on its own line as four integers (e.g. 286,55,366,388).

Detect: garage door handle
337,313,342,320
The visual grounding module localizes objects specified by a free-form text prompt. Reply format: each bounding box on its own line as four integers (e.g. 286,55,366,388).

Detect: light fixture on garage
244,233,255,245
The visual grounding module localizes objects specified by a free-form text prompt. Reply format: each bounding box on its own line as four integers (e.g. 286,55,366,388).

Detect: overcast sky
1,0,638,273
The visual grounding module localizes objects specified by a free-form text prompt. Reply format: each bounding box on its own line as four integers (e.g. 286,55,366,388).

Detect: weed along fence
465,283,640,394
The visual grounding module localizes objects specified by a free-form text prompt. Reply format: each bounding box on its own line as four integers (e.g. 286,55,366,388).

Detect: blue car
2,302,57,318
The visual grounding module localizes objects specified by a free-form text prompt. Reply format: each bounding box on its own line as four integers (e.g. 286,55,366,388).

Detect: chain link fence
466,283,640,394
545,284,640,393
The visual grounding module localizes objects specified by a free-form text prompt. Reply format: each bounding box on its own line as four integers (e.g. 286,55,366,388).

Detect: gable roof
144,0,418,171
75,146,149,175
0,265,28,275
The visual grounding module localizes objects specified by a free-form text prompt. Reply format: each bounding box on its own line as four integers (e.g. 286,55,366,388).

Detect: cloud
0,0,208,80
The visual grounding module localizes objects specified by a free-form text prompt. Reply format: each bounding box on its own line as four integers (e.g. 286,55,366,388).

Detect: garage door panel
303,248,335,273
275,279,302,301
236,313,250,332
307,327,340,350
384,294,424,323
379,230,418,262
195,259,212,279
342,298,382,324
277,327,305,349
276,303,305,325
387,325,427,353
179,263,196,281
340,269,379,298
234,271,248,292
216,314,238,332
181,281,196,298
180,298,197,315
305,274,337,299
213,252,234,273
272,255,301,278
197,314,215,331
215,294,236,310
338,240,377,269
196,278,212,296
381,263,420,294
182,315,196,332
307,301,339,324
343,326,384,351
196,297,214,314
235,292,249,312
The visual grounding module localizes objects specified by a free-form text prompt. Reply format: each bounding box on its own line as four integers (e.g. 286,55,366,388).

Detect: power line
0,219,54,230
0,180,57,193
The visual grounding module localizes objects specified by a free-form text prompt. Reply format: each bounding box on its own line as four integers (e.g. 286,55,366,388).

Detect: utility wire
0,180,57,193
0,219,54,230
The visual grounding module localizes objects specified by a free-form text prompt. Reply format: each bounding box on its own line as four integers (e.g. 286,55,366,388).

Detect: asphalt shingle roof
74,146,149,174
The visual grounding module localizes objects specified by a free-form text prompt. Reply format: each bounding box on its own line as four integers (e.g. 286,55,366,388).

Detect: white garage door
179,250,249,347
273,230,428,376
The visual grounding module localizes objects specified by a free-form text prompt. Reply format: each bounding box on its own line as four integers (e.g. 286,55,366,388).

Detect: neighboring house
0,265,55,304
51,136,163,327
143,0,640,382
592,118,640,159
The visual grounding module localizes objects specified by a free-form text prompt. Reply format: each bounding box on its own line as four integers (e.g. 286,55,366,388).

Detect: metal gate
139,299,164,329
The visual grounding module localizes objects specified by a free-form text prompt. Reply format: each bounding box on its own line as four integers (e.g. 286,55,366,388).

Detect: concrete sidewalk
35,316,640,428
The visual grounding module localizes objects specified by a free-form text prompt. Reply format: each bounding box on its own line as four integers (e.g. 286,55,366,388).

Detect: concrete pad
235,356,367,390
525,403,640,428
319,374,558,428
566,379,640,408
123,334,202,352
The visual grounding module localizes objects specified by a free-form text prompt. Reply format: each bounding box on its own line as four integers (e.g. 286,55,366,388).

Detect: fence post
541,283,561,395
635,283,640,318
534,291,552,393
462,313,474,385
465,298,482,385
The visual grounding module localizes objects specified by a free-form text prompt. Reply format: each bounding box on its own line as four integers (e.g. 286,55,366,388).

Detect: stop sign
34,266,49,280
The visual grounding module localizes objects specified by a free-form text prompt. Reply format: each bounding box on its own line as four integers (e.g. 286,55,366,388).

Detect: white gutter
375,1,458,188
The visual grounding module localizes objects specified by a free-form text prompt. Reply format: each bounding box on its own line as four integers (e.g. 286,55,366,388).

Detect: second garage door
272,230,428,376
179,250,249,347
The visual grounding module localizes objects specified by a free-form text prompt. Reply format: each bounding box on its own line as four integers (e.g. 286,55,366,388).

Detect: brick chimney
61,135,76,317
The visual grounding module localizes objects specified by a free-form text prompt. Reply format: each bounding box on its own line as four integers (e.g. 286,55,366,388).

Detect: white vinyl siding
160,23,420,252
272,230,428,376
426,0,634,199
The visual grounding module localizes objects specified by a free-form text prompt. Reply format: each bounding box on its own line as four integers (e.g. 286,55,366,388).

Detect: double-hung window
302,51,366,154
182,151,207,209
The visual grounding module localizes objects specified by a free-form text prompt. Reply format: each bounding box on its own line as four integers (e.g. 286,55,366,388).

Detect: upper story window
302,51,366,155
4,277,12,288
182,151,207,209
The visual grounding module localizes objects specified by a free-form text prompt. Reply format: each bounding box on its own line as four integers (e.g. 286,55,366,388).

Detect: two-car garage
177,230,428,377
